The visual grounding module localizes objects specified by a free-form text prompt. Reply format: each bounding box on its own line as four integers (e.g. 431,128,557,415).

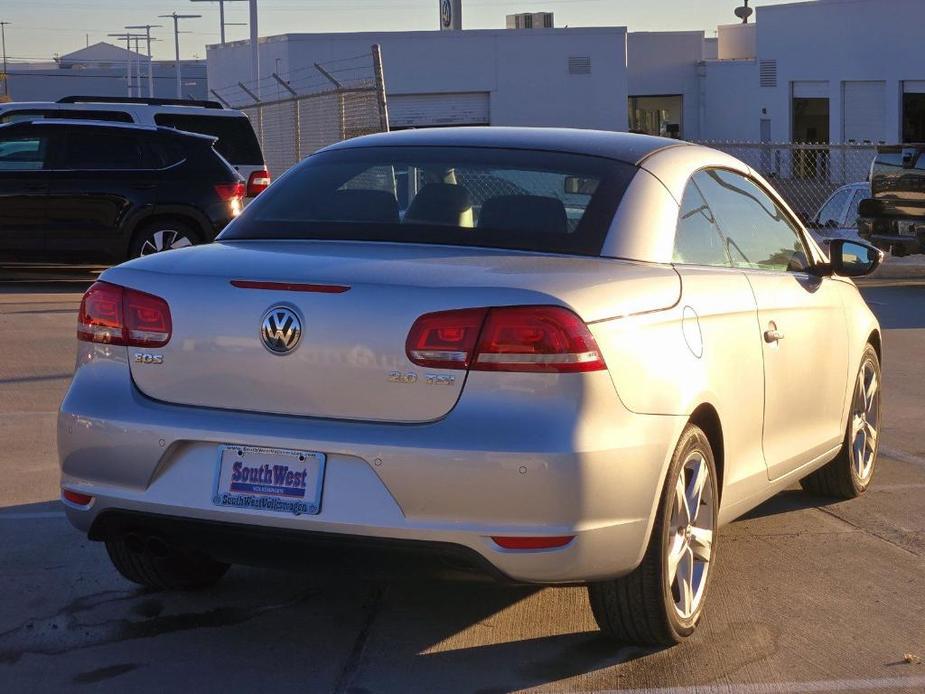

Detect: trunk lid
105,240,680,423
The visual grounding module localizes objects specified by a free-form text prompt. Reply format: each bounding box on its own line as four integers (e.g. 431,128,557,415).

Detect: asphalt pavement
0,272,923,694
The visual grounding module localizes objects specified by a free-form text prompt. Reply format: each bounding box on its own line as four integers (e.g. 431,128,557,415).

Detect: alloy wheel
667,451,715,620
139,230,194,256
851,358,880,482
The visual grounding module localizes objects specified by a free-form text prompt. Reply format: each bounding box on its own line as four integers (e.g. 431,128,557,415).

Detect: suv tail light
78,281,172,348
246,169,271,197
406,306,605,373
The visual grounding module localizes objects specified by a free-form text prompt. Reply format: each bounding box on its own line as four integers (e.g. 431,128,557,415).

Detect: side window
672,179,731,267
815,188,851,227
61,130,146,170
694,169,810,273
0,132,51,170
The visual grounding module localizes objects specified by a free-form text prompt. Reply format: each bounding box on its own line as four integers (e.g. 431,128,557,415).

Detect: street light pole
159,13,201,99
0,21,10,98
108,33,144,97
249,0,259,100
126,25,162,98
189,0,248,46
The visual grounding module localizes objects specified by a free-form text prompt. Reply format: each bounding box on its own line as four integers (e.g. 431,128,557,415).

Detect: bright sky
2,0,802,62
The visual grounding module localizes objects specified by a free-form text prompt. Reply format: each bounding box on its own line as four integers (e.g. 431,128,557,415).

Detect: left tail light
215,181,246,216
78,281,172,348
246,169,271,197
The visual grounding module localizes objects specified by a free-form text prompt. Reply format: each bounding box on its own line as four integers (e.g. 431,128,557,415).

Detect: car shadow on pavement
736,488,842,521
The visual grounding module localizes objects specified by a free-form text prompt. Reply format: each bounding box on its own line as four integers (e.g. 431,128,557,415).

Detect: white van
0,96,270,198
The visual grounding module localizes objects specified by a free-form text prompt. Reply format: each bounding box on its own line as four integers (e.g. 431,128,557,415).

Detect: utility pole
1,21,11,98
189,0,247,46
126,24,162,98
249,0,259,100
159,12,201,99
108,33,144,97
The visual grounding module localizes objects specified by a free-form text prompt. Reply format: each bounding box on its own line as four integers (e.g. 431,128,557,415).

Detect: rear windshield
153,113,263,165
221,146,636,256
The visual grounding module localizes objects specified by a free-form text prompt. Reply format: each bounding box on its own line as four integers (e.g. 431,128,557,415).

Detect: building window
627,95,683,139
903,83,925,143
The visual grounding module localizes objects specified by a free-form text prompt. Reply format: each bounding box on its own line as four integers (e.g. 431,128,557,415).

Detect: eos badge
134,353,164,365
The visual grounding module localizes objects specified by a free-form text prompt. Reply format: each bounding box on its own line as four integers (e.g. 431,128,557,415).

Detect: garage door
904,81,925,94
843,81,886,144
388,92,490,128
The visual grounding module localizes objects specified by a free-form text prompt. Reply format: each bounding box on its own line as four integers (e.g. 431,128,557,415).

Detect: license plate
212,445,325,516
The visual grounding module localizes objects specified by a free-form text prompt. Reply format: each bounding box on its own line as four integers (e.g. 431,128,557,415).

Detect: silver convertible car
59,128,884,646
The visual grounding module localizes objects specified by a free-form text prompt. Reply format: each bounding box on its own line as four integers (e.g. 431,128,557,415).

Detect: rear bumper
59,344,685,584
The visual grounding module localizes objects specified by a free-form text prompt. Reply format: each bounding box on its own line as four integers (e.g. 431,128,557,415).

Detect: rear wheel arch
867,329,882,365
127,215,205,259
688,403,724,504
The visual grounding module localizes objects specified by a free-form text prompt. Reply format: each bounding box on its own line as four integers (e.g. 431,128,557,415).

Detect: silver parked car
59,128,884,646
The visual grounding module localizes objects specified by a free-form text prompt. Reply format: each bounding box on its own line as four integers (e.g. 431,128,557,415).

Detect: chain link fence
212,47,389,178
696,142,878,222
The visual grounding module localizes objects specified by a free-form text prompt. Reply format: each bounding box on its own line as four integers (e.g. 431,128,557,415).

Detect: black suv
858,145,925,256
0,119,245,261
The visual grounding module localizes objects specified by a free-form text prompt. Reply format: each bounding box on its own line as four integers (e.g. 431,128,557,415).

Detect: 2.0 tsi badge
261,306,303,354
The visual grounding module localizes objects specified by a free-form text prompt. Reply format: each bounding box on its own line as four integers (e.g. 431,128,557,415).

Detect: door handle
764,322,785,343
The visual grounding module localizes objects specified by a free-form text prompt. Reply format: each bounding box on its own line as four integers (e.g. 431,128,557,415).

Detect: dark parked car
858,145,925,255
0,119,245,261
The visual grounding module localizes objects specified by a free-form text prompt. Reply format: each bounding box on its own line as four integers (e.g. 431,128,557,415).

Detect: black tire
105,536,229,590
800,344,881,499
129,219,200,259
588,424,719,646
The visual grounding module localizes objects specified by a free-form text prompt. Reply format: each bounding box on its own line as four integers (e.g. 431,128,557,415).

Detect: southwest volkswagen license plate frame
212,445,326,516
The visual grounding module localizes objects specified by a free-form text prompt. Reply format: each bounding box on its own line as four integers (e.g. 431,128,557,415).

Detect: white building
207,27,629,132
204,0,925,145
5,42,209,103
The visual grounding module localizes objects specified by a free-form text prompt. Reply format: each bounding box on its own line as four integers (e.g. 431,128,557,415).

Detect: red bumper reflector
491,535,574,550
231,280,350,294
62,489,94,506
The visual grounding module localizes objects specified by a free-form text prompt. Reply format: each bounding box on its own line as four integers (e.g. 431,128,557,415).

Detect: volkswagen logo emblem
260,306,303,355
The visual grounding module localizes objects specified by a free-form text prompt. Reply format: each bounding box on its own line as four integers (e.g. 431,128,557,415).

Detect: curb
870,259,925,280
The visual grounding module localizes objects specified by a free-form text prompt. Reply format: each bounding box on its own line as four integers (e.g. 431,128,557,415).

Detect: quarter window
694,169,810,273
672,180,731,267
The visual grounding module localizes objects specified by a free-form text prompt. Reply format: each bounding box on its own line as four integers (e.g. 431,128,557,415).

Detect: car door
694,169,850,480
0,125,56,254
44,126,157,258
671,177,769,495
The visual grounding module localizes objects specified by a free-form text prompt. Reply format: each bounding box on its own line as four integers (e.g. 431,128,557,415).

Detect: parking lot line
593,675,925,693
880,445,925,468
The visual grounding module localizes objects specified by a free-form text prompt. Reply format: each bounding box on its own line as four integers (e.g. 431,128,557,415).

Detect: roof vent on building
568,56,592,75
760,60,778,88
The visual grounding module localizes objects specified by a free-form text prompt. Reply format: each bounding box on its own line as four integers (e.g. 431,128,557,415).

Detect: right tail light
246,169,271,197
406,305,605,373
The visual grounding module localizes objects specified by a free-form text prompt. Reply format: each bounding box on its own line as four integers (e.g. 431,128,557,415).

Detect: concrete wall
756,0,925,143
717,23,756,61
627,31,705,139
6,62,208,103
207,28,629,131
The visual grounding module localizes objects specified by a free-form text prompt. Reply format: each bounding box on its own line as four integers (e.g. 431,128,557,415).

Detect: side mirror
828,238,884,278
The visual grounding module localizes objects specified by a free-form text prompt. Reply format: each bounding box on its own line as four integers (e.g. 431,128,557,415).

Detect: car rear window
153,113,263,165
221,146,636,256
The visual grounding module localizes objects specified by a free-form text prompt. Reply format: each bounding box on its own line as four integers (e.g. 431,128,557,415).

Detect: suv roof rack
57,96,224,110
